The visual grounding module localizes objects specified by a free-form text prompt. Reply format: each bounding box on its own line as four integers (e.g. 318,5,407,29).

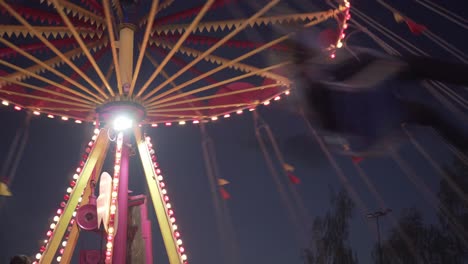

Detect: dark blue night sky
0,0,467,263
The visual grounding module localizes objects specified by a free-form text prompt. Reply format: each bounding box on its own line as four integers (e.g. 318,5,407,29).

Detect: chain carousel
0,0,351,263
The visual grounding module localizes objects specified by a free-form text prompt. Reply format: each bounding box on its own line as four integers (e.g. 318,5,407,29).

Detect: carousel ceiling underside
0,0,347,125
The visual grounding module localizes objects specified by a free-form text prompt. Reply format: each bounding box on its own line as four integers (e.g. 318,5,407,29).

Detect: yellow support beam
40,128,110,263
135,127,182,264
60,153,108,264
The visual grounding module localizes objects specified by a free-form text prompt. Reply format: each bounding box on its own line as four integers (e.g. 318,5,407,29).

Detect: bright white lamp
113,116,133,131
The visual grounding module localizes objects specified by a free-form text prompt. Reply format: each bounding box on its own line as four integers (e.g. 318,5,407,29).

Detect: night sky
0,0,467,263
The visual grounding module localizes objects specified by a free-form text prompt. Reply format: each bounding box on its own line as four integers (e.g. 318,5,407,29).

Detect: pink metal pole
112,134,130,264
140,198,154,263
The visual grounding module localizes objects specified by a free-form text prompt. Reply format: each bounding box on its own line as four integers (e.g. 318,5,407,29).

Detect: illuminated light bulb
61,116,69,121
168,209,174,216
172,224,178,230
72,211,77,217
108,227,114,234
91,135,97,141
93,128,100,135
47,231,53,237
179,246,185,253
248,108,255,112
44,240,48,243
274,96,281,101
106,242,113,249
76,167,81,173
106,251,112,257
170,217,176,223
14,106,22,111
179,121,186,125
330,53,336,59
211,116,218,121
341,33,346,38
114,164,120,171
345,1,350,7
160,182,165,188
60,202,66,208
50,223,56,229
164,195,169,202
36,253,42,260
336,42,343,48
145,136,151,142
59,248,64,254
174,231,181,238
54,216,60,222
57,209,63,215
224,114,230,118
151,123,158,127
113,116,133,131
263,101,270,106
2,100,8,106
110,205,117,212
177,239,183,245
157,175,163,181
113,178,119,184
236,110,243,114
192,120,199,124
33,111,40,116
156,169,161,174
73,173,79,180
165,122,172,126
62,241,67,247
162,189,167,194
346,14,351,20
166,203,172,209
107,235,113,240
56,256,62,262
111,191,117,198
285,90,290,95
66,187,72,193
75,120,82,124
181,254,187,261
343,23,348,29
78,197,82,203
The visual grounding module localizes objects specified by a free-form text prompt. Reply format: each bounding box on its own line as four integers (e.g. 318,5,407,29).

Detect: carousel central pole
112,133,130,264
112,22,135,263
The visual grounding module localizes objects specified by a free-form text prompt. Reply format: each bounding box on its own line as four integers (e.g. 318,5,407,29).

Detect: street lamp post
367,208,392,264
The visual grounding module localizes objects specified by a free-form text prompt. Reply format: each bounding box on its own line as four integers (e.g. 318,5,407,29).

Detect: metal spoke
52,0,114,97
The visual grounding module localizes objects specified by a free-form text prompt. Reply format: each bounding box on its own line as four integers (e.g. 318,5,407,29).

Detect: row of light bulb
330,0,351,59
104,131,124,263
148,90,290,128
33,128,101,263
145,136,188,263
1,100,85,123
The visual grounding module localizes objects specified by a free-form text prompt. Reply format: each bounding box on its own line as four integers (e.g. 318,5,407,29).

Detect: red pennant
287,173,301,184
351,156,364,164
405,19,427,35
219,187,230,200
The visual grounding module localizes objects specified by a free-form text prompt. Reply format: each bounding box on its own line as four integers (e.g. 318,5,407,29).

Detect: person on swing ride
289,32,468,157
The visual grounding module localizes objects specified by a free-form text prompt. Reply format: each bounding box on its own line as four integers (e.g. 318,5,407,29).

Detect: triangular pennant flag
219,187,230,200
218,178,230,186
287,172,301,184
0,182,12,196
405,19,427,35
351,156,364,164
283,163,295,172
393,12,405,23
